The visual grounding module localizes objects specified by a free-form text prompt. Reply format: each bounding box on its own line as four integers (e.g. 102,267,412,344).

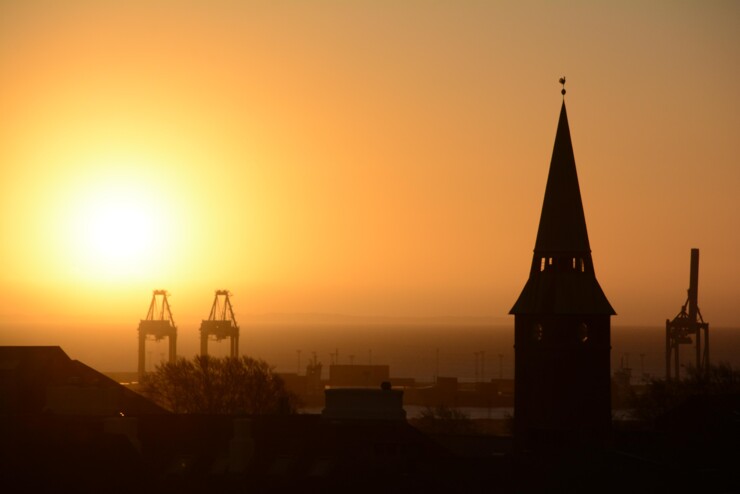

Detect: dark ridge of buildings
0,346,499,493
2,344,740,493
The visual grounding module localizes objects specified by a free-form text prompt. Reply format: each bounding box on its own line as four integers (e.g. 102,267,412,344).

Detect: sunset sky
1,1,738,362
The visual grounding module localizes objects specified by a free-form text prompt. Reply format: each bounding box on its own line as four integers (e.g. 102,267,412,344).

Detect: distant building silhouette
510,94,615,449
322,382,406,421
329,364,390,387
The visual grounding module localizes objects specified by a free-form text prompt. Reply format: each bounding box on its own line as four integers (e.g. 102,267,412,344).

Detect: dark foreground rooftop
1,346,739,493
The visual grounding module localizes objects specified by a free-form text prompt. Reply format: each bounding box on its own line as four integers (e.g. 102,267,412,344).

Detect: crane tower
200,290,240,358
137,290,177,380
666,248,710,380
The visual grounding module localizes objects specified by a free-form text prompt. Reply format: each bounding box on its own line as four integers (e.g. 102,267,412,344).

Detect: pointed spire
533,101,591,255
510,88,615,316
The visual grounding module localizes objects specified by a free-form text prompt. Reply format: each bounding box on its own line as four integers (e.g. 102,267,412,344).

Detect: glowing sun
81,192,154,263
61,176,176,282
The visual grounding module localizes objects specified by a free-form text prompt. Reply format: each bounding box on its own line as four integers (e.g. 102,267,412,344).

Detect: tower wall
514,314,611,448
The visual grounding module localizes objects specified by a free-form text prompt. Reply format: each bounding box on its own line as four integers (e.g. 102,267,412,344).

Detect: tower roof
510,94,614,316
534,102,590,255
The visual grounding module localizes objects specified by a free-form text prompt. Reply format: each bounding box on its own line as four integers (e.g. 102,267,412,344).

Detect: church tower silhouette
510,88,615,449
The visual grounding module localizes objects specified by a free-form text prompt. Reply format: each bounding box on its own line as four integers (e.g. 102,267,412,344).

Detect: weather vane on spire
559,76,566,96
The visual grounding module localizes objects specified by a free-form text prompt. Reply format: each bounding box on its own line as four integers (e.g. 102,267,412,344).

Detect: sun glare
82,192,155,263
57,167,181,283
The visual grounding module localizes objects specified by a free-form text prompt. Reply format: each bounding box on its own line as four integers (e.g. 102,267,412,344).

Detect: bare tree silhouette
140,355,298,414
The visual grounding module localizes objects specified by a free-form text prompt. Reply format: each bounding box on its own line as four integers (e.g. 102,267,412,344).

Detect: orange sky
1,1,739,337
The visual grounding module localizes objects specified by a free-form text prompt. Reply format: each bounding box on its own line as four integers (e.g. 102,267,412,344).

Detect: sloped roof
510,269,615,315
0,345,167,415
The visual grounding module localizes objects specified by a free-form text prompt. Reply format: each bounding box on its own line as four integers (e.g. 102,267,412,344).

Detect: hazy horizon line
1,312,737,329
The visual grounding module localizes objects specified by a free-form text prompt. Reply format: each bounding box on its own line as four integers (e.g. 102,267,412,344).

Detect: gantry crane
200,290,240,357
137,290,177,379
